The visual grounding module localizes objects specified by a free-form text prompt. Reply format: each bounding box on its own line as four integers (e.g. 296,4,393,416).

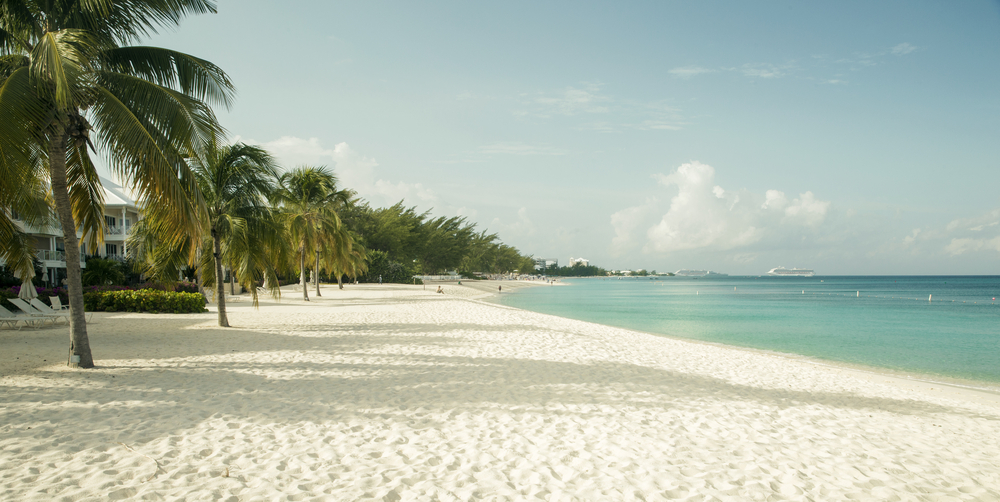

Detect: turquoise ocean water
492,276,1000,385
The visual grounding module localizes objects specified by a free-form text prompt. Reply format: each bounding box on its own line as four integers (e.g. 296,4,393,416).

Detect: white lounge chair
31,298,92,322
6,299,60,326
36,297,93,321
0,304,42,330
49,296,70,311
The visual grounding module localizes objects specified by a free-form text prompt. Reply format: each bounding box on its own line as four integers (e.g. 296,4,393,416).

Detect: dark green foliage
545,263,608,277
359,250,418,284
81,257,126,286
83,290,208,313
0,266,18,288
342,201,535,276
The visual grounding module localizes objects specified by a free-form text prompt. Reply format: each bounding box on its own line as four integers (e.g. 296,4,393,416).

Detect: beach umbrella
14,267,38,301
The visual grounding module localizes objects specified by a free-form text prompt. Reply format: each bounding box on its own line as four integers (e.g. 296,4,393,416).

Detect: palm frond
65,142,106,253
101,46,234,109
88,80,209,238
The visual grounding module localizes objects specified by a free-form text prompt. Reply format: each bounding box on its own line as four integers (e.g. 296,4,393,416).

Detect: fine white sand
2,282,999,501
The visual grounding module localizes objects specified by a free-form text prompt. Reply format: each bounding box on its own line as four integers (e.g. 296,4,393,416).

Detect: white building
568,257,589,267
533,257,559,270
4,177,140,287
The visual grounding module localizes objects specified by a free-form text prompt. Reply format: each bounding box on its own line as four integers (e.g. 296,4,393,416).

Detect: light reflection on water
492,276,1000,383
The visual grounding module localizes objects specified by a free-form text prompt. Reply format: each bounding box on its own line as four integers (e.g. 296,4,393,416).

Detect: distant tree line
341,202,536,282
540,263,609,277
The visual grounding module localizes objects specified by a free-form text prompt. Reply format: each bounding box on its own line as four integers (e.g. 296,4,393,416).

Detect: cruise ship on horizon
675,269,729,277
767,267,815,277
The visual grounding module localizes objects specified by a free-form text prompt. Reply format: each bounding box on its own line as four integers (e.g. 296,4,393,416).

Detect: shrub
83,289,208,314
174,281,200,294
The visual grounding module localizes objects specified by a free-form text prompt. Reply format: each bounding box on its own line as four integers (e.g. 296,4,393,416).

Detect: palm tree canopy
0,0,234,248
273,166,352,250
1,0,234,367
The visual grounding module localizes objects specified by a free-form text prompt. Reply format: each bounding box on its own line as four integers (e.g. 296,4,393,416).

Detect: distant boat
675,269,729,277
767,267,814,277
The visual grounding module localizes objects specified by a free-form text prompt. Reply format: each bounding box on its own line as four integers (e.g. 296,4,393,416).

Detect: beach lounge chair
31,298,92,322
0,304,42,330
6,299,60,326
49,296,70,311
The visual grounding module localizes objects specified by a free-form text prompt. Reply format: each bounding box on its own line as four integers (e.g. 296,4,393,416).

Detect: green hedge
83,290,208,314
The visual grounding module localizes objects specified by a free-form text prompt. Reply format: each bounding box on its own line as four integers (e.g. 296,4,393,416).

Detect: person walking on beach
378,275,382,285
498,285,502,293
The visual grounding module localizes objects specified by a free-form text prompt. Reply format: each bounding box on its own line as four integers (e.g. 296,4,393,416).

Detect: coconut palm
324,226,367,290
0,1,233,367
0,165,53,285
80,256,124,286
190,139,282,326
129,139,284,326
272,166,350,301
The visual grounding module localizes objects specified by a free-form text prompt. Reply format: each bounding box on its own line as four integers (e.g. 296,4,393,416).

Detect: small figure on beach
378,275,382,285
436,286,444,294
498,285,502,293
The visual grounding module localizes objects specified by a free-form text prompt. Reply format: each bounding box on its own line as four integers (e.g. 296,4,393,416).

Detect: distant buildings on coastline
533,258,558,271
568,257,589,267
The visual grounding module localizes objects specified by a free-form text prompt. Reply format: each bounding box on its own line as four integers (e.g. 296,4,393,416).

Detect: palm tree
80,256,124,286
272,167,350,301
0,165,53,286
189,139,281,326
324,226,367,289
0,1,233,368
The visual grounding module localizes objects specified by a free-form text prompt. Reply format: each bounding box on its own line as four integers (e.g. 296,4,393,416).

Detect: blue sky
133,1,1000,274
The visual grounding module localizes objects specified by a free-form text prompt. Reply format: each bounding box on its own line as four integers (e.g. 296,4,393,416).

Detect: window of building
105,215,116,228
105,243,119,257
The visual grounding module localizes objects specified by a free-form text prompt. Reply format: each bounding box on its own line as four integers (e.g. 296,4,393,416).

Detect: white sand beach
2,282,999,501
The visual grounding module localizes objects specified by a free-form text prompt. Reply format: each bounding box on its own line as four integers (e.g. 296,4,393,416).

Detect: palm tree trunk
229,260,235,295
315,248,322,297
337,274,343,290
213,231,229,327
300,242,309,301
49,131,94,368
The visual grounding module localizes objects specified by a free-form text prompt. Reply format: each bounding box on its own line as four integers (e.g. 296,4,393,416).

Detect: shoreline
2,282,999,499
490,278,1000,396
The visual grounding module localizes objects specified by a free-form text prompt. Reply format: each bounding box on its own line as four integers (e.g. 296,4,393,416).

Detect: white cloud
532,84,610,116
610,198,658,255
243,136,436,207
612,162,831,255
491,207,537,238
514,83,686,132
669,66,714,78
939,210,1000,256
944,237,1000,256
740,63,788,79
645,162,764,252
636,120,682,131
782,191,830,226
891,43,917,55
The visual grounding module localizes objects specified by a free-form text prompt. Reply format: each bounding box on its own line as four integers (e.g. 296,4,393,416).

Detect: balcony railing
37,250,86,263
105,225,129,235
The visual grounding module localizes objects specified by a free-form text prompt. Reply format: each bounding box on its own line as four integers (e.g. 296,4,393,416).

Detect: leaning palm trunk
49,132,94,368
213,230,229,326
315,248,322,297
299,242,309,301
337,274,343,290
